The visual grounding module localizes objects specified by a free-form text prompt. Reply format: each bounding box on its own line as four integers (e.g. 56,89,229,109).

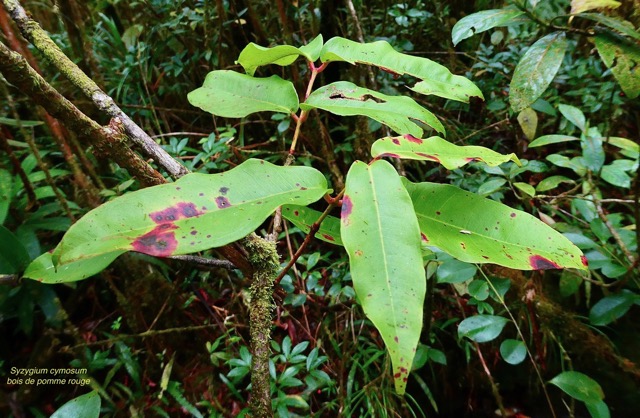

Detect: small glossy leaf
589,291,638,326
529,135,579,147
536,175,575,192
341,160,425,394
517,107,538,140
514,182,535,197
0,225,31,274
577,13,640,41
549,371,604,403
188,70,299,117
452,9,526,46
320,37,483,102
601,161,632,188
595,33,640,99
436,258,477,284
500,339,527,365
571,0,621,14
477,178,507,195
282,205,342,245
558,104,586,131
302,82,444,136
51,391,101,418
458,315,509,343
404,180,588,270
237,35,323,76
371,135,519,169
510,32,568,112
43,160,328,282
586,400,611,418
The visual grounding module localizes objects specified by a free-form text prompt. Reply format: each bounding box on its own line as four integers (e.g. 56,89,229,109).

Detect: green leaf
510,32,568,112
341,160,425,394
301,82,445,136
589,291,638,326
529,135,579,148
452,8,526,46
237,35,323,76
188,70,299,117
549,371,604,403
582,135,605,172
536,175,575,192
320,37,483,102
585,400,611,418
23,251,122,284
43,159,328,282
0,169,12,225
517,107,538,140
0,225,31,274
601,161,633,188
458,315,509,343
0,116,45,127
404,180,588,270
558,104,586,131
514,182,535,197
51,391,101,418
595,33,640,99
282,204,342,245
500,339,527,365
604,136,639,159
436,258,477,284
577,13,640,41
477,178,507,195
371,135,520,169
571,0,621,14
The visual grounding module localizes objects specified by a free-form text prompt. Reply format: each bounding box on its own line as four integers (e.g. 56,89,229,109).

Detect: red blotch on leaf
421,232,429,243
392,138,401,145
132,225,178,257
404,134,423,144
381,153,401,159
529,255,561,270
341,195,353,219
215,196,232,209
321,233,335,242
581,255,589,267
219,187,229,195
150,202,202,224
416,152,440,163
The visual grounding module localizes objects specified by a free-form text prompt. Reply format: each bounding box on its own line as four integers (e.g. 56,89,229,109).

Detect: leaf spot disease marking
392,138,401,145
510,212,516,218
341,195,353,222
529,255,561,270
381,152,401,159
215,196,232,209
403,134,423,144
190,230,197,236
150,202,202,224
131,225,178,257
581,255,589,267
321,233,335,242
416,152,441,163
420,232,429,243
219,187,229,195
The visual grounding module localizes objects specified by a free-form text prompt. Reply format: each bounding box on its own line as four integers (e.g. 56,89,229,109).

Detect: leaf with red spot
403,180,587,270
320,37,483,103
25,159,329,283
341,160,425,394
281,205,342,246
371,135,520,169
301,82,445,137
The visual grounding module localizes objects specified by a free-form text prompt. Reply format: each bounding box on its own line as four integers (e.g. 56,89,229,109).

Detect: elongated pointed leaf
458,315,509,343
282,204,342,245
46,159,328,279
341,160,425,394
529,135,579,147
571,0,621,14
301,82,444,137
510,32,568,112
371,135,519,169
403,180,588,270
237,35,324,76
549,371,604,403
0,225,30,274
188,71,299,117
595,33,640,99
24,251,122,284
452,9,527,46
577,13,640,41
320,37,483,102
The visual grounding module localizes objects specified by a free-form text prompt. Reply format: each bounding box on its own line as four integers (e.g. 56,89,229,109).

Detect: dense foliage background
1,0,638,417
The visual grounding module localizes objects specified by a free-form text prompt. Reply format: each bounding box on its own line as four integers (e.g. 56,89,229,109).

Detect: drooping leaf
510,32,568,112
371,135,519,169
282,204,342,245
42,160,328,282
559,104,587,131
237,34,324,76
536,175,575,192
604,136,639,158
320,37,483,102
0,225,31,274
51,391,101,418
458,315,509,343
577,13,640,41
341,160,425,394
302,82,444,136
549,371,605,403
529,135,579,147
500,339,527,365
595,33,640,99
452,8,527,46
571,0,621,14
585,400,611,418
589,290,639,326
404,180,588,270
517,107,538,140
188,70,299,117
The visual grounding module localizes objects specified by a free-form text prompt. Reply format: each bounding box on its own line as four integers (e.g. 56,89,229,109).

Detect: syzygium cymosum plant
24,35,588,394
